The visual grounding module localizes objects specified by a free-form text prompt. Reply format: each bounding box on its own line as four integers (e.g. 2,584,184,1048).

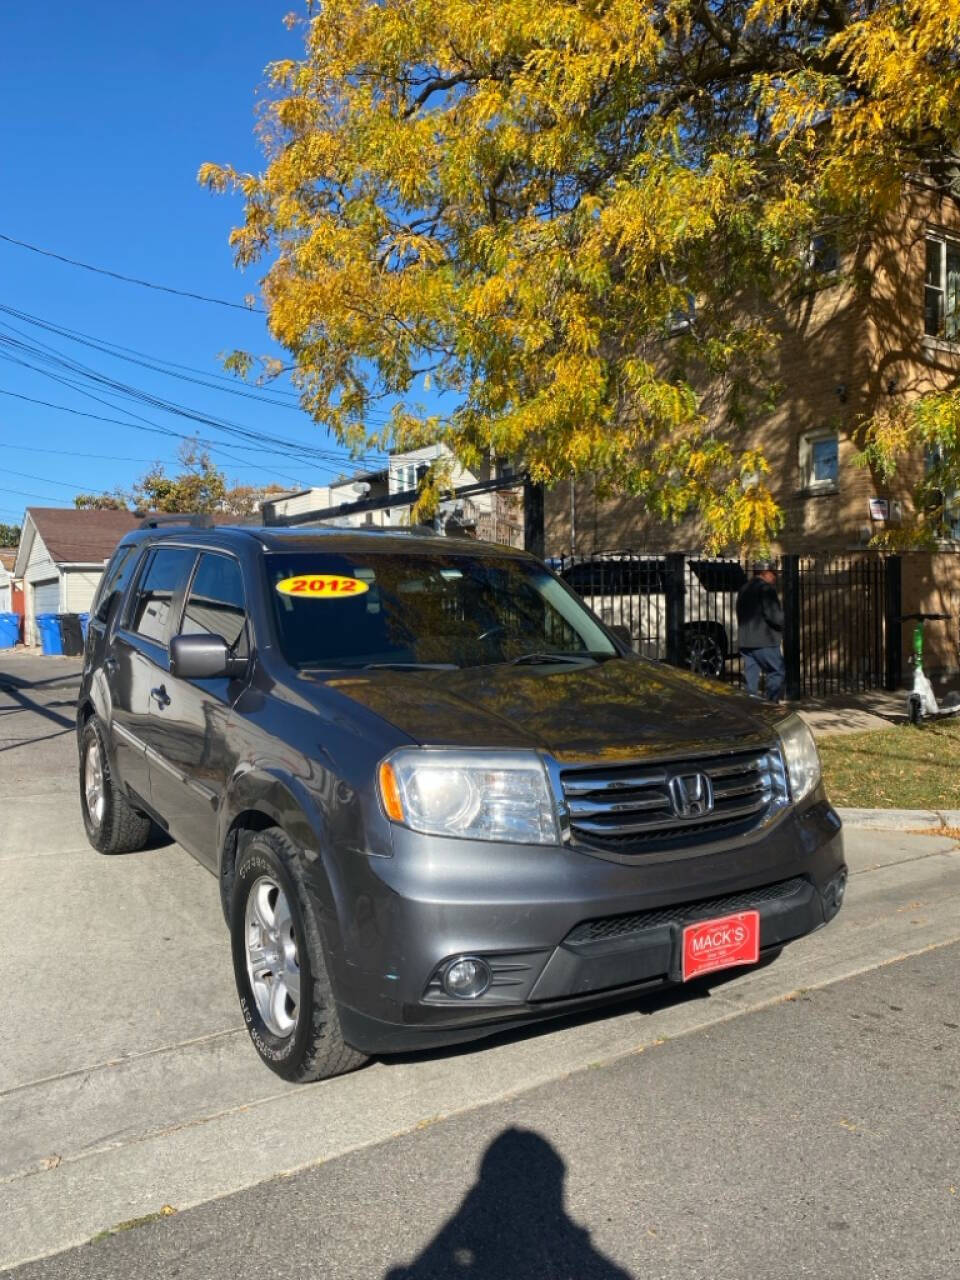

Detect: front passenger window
129,548,197,645
180,553,249,658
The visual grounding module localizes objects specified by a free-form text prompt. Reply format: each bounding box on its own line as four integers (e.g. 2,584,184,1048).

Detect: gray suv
77,521,846,1081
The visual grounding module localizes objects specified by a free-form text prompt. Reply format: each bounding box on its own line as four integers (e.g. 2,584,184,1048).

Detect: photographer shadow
385,1127,635,1280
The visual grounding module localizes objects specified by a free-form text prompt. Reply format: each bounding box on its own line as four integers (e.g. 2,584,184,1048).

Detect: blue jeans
741,646,785,701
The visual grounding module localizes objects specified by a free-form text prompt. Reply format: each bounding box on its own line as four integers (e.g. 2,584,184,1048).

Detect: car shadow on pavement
383,1127,634,1280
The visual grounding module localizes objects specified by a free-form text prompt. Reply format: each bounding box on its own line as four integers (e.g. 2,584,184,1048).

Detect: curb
837,806,960,831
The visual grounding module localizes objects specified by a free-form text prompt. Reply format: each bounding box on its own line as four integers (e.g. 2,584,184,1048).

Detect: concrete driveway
3,651,960,1272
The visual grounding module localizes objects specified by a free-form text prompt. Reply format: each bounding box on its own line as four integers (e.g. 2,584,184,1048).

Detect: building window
924,444,960,539
924,232,960,342
807,233,839,276
799,430,839,492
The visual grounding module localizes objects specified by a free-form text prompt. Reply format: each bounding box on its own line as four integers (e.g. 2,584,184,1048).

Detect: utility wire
0,232,266,313
0,328,384,470
0,465,120,493
0,303,302,396
0,301,398,425
0,302,306,411
0,442,181,464
0,348,356,476
0,484,73,503
0,382,305,486
0,387,353,485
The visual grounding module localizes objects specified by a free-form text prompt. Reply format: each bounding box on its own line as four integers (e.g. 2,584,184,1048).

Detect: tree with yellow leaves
202,0,960,550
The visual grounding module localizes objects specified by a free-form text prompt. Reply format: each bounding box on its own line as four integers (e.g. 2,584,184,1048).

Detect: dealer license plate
682,911,760,981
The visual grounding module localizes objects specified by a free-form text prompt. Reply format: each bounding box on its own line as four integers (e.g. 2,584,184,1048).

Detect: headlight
378,749,560,844
777,714,821,803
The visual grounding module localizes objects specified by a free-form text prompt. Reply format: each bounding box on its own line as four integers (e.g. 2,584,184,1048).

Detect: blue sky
0,1,387,526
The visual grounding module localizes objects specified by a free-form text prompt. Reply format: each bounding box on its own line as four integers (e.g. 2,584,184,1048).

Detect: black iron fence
551,550,903,698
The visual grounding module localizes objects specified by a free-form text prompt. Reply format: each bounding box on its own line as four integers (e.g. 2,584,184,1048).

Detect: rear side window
92,545,137,624
180,553,249,657
128,548,196,646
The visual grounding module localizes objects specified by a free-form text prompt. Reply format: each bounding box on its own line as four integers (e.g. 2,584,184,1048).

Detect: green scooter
900,612,960,724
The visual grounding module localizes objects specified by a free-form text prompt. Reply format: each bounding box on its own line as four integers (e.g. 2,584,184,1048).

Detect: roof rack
139,513,215,530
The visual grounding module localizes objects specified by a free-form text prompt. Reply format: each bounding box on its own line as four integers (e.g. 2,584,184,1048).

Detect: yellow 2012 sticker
275,575,370,599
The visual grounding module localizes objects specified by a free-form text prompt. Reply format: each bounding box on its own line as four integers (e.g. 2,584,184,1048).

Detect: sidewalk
797,674,960,737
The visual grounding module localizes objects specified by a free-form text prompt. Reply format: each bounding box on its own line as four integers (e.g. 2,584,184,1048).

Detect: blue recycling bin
35,613,64,656
0,612,18,649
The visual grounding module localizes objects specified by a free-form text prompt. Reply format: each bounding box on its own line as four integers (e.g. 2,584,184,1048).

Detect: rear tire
230,828,368,1082
79,718,153,854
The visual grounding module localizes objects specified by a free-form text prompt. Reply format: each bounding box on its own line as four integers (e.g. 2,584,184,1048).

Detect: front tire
682,626,726,678
79,718,152,854
230,828,368,1082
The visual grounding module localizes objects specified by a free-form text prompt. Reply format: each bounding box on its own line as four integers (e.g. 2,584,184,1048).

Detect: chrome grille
560,747,784,852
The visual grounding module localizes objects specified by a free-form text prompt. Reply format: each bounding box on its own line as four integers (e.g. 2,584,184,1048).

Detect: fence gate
553,550,901,697
782,554,900,699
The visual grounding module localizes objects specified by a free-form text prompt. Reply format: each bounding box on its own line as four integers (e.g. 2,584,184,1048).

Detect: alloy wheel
244,876,301,1037
84,737,105,829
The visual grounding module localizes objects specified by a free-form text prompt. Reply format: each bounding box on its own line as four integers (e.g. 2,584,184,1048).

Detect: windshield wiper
361,662,460,671
507,651,612,667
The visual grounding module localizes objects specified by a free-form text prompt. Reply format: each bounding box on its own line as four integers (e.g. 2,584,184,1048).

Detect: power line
0,442,178,464
0,330,385,471
0,465,129,494
0,300,398,426
0,232,266,314
0,385,371,489
0,484,73,503
0,302,308,411
0,385,305,485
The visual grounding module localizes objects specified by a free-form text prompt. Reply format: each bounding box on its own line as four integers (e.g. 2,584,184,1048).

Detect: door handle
150,685,171,709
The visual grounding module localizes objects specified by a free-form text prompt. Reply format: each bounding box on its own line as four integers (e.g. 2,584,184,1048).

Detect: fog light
822,869,847,918
442,956,491,999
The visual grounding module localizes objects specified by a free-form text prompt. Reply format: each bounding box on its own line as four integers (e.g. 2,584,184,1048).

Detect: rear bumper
322,796,846,1055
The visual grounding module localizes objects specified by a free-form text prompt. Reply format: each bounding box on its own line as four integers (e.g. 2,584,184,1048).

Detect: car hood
315,658,783,763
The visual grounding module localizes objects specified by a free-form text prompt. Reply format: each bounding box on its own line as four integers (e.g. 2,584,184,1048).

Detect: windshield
266,550,617,670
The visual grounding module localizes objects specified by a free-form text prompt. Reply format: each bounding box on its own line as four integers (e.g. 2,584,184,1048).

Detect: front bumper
322,795,845,1056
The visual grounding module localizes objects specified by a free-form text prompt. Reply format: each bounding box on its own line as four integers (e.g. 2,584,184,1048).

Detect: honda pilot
77,523,846,1081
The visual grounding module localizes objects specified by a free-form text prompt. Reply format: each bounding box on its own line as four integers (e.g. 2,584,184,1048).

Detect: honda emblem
668,772,714,819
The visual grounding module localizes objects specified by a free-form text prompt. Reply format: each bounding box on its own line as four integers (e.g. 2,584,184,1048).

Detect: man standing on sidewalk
737,560,785,700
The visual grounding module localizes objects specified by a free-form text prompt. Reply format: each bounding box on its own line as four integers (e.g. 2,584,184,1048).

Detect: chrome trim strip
568,795,671,817
142,746,216,801
562,772,668,796
144,746,182,780
111,722,145,751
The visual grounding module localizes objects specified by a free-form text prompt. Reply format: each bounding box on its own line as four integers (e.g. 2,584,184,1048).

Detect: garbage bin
59,613,85,657
35,613,64,656
0,612,19,649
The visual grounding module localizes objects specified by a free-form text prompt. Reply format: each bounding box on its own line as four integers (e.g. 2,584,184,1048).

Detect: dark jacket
736,577,784,650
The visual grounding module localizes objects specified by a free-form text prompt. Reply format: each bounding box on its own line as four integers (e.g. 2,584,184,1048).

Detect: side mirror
170,633,247,680
609,623,633,651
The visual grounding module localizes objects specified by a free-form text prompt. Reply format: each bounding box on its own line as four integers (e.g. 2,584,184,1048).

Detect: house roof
18,508,141,572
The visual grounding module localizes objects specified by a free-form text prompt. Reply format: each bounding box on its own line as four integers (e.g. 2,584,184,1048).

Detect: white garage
14,508,140,647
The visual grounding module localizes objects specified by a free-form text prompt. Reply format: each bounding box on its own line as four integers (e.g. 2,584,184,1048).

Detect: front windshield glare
266,550,617,670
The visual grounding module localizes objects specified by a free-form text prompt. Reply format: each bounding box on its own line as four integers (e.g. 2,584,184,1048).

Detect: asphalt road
8,942,959,1280
3,650,959,1277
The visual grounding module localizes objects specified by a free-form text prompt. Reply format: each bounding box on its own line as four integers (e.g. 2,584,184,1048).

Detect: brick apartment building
544,181,960,559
